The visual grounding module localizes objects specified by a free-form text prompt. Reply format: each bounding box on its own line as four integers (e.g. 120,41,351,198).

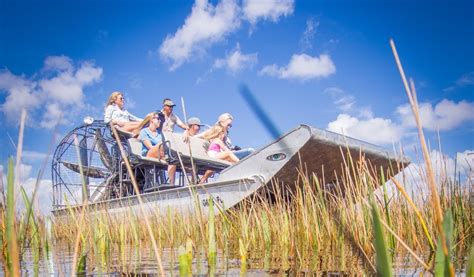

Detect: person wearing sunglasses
139,111,164,158
160,98,189,133
215,113,254,160
104,91,143,134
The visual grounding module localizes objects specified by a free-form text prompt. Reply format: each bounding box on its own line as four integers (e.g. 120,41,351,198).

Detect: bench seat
163,131,232,171
127,137,168,167
124,130,232,172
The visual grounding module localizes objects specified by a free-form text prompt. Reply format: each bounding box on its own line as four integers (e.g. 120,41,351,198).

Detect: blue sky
1,0,473,212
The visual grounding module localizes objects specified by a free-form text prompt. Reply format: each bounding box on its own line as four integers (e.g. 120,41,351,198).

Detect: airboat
51,120,408,217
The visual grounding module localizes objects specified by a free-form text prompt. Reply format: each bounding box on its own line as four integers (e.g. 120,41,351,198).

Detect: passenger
187,117,203,136
187,117,213,183
161,98,189,133
159,98,189,185
202,125,239,164
139,111,177,185
104,91,143,134
139,111,164,159
215,113,254,160
135,98,189,137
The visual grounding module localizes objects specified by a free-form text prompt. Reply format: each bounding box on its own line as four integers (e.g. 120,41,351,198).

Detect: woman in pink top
202,125,239,164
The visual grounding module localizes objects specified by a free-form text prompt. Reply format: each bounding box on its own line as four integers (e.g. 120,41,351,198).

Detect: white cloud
22,150,49,162
18,178,53,215
443,71,474,92
260,54,336,81
40,61,102,104
0,56,103,128
40,103,69,129
18,163,33,184
324,87,373,118
392,150,473,200
397,99,474,131
159,0,295,70
300,18,318,51
159,0,240,70
43,55,73,72
213,43,258,74
324,87,355,112
456,150,474,176
243,0,294,24
0,70,40,123
327,113,404,145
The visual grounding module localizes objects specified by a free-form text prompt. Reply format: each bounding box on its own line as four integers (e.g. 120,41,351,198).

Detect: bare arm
217,140,230,151
142,139,153,150
175,115,188,130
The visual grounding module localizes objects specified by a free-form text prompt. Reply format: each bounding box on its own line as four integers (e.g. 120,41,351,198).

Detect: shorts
208,150,219,158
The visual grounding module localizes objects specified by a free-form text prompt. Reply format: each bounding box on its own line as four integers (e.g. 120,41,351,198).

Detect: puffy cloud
392,150,473,199
397,99,474,131
327,113,404,145
0,70,40,123
159,0,295,70
40,61,102,104
456,150,474,176
243,0,294,24
213,43,258,74
260,54,336,81
159,0,240,70
40,103,69,129
18,163,33,183
43,55,73,72
0,56,103,128
18,177,53,215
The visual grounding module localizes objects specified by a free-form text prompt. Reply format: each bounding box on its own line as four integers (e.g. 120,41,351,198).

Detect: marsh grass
47,154,471,274
1,133,473,275
1,41,474,275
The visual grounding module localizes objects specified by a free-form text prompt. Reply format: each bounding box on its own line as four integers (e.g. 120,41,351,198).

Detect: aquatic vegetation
1,141,472,275
1,41,473,275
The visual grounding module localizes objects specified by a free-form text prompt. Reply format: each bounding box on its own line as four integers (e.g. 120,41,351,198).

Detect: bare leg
120,121,142,133
131,113,154,136
199,170,214,184
146,144,161,159
216,151,239,163
168,165,176,184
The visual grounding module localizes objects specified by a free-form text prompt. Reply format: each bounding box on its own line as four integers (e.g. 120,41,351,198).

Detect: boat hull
52,176,264,218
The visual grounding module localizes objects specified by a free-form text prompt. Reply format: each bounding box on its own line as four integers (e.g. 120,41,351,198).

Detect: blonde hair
105,91,123,110
202,125,225,141
217,112,233,124
135,111,162,131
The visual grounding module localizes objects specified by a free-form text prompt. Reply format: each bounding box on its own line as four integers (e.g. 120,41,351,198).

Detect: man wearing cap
186,117,214,183
160,98,188,185
187,117,203,136
161,98,189,133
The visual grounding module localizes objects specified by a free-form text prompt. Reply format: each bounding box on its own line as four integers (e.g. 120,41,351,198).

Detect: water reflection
7,244,451,275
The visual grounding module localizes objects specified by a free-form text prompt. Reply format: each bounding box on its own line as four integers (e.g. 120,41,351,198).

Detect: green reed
2,150,472,275
4,157,20,276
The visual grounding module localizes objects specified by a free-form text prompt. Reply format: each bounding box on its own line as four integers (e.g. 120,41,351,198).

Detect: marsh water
7,244,452,276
